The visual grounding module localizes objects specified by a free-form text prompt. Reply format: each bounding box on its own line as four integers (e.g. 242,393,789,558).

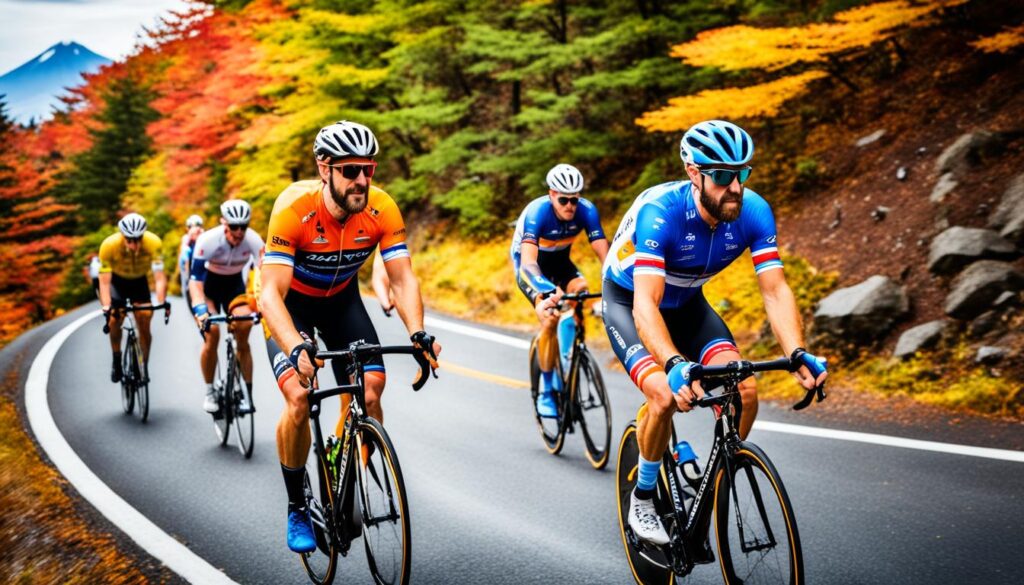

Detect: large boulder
929,172,958,203
935,131,1004,175
989,174,1024,248
893,320,949,359
814,276,910,343
944,261,1024,320
927,227,1018,275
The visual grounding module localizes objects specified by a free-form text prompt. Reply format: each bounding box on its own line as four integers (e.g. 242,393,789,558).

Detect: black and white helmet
185,214,204,228
546,163,584,194
220,200,252,225
118,213,147,238
314,120,379,161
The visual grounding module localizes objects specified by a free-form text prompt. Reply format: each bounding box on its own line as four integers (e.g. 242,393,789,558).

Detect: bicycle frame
555,291,601,425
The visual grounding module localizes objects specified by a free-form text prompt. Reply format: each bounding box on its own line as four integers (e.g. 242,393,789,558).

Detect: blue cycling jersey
510,195,605,263
603,180,783,309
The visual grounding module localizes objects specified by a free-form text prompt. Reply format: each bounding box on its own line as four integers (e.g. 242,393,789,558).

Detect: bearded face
699,183,743,223
328,170,369,214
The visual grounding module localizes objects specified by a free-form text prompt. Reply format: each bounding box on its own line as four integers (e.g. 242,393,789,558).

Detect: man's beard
700,184,743,223
329,180,368,214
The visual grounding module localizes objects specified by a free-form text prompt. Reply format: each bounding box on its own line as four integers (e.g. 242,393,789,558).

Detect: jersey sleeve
519,201,544,246
745,195,783,275
264,206,302,268
245,229,266,260
581,200,606,242
189,232,210,282
632,202,670,279
145,232,164,272
378,198,410,263
98,235,116,274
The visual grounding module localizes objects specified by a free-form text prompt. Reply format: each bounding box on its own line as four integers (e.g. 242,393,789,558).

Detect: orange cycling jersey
263,180,410,297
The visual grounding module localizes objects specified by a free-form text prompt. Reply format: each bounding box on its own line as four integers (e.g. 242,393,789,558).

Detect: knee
283,389,309,424
644,385,675,422
739,377,758,406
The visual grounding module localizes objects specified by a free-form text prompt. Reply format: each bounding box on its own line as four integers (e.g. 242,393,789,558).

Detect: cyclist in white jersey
178,214,204,306
189,201,264,413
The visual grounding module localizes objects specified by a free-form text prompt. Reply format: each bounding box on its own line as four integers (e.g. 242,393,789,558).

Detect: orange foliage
970,24,1024,54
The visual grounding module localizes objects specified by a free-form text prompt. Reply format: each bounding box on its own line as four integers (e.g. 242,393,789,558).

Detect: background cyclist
511,163,608,417
601,120,828,545
178,214,204,306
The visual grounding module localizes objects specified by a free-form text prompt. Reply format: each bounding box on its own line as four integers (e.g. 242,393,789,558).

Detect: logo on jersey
680,254,696,261
680,244,694,251
767,235,777,244
725,232,734,240
625,344,643,359
272,236,290,247
354,236,371,243
685,233,696,242
644,239,659,249
609,326,626,349
725,243,738,251
369,207,380,217
312,235,329,245
686,209,696,220
301,210,316,223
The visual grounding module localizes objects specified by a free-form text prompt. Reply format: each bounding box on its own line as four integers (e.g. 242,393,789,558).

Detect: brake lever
792,381,827,411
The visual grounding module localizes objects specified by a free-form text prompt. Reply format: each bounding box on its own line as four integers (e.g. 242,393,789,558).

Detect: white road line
755,420,1024,463
425,314,531,349
25,309,238,585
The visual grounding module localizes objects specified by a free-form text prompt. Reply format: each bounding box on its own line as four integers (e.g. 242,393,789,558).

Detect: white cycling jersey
190,225,264,281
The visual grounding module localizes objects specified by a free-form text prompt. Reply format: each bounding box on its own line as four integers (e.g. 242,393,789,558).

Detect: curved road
34,297,1024,583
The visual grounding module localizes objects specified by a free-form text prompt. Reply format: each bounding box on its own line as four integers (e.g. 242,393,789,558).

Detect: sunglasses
125,236,142,243
556,196,580,206
227,223,249,232
328,162,377,180
699,166,752,187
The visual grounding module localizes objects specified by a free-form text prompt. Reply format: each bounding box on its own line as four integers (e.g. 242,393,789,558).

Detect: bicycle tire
615,421,674,585
300,455,339,585
213,347,231,447
529,337,566,455
231,351,254,459
357,417,411,585
576,349,611,470
132,335,149,422
714,441,803,585
120,336,135,415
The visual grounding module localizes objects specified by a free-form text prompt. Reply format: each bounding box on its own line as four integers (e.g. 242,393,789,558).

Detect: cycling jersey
263,180,409,297
189,225,264,282
510,195,605,263
98,232,164,280
603,181,782,309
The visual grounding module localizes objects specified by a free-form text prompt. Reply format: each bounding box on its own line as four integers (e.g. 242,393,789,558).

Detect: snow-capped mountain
0,41,111,125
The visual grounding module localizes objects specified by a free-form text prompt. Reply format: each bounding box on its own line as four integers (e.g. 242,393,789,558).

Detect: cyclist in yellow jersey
98,213,168,383
260,120,441,553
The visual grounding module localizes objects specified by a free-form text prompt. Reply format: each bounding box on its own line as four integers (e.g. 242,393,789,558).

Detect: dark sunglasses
699,166,752,187
556,196,580,206
125,236,142,243
227,223,249,232
329,162,377,180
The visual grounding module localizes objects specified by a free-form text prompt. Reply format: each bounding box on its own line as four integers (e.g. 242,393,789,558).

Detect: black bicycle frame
556,292,601,420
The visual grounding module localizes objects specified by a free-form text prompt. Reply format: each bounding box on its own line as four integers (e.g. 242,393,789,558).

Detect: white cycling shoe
203,389,219,413
628,491,670,545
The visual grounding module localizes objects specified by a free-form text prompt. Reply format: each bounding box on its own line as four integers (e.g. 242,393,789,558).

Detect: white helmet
118,213,147,238
314,120,379,161
220,200,252,225
546,163,584,194
185,214,204,228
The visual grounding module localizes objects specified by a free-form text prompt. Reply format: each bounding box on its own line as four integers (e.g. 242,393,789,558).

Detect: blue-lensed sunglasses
699,166,752,186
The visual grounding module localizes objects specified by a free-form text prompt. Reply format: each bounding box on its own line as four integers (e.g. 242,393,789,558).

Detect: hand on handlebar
289,340,325,388
411,331,441,375
790,347,828,390
666,357,703,413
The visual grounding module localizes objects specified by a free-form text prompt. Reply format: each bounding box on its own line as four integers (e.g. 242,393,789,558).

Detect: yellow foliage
970,24,1024,54
123,153,170,219
672,0,969,72
637,71,827,133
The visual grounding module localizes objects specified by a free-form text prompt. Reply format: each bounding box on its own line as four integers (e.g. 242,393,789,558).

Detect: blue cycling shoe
287,506,317,553
536,391,558,418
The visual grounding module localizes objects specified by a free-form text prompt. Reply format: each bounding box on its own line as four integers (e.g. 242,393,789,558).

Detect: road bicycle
615,358,826,584
298,341,437,585
528,291,611,469
203,312,260,459
102,302,170,423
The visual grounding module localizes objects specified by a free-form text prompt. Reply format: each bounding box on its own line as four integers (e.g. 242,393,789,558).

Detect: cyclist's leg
121,276,153,364
107,277,128,381
515,259,559,374
228,295,255,386
558,262,588,366
667,293,752,437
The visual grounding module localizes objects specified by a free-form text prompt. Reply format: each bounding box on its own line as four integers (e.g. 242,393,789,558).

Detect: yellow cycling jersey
99,231,164,279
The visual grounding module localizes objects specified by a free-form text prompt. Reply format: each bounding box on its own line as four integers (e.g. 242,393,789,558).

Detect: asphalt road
40,296,1024,584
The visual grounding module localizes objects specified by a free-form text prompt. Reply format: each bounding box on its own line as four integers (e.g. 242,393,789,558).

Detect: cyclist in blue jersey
602,120,828,545
511,163,609,417
178,214,204,306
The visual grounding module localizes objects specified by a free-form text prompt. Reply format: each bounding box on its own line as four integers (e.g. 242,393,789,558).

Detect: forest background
0,0,1022,417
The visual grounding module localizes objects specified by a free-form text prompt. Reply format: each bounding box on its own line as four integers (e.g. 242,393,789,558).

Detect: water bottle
557,312,575,369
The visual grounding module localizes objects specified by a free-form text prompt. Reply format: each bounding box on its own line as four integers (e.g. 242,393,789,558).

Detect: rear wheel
132,335,149,422
714,442,803,585
357,417,411,585
576,349,611,470
300,457,339,585
212,370,230,446
615,421,674,585
529,337,566,455
232,358,255,459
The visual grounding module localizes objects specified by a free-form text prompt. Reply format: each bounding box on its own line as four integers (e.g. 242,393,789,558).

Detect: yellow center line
437,360,530,389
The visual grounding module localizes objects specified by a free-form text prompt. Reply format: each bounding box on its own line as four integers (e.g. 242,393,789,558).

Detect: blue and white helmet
546,163,584,194
680,120,754,166
220,199,252,225
314,120,379,161
185,214,204,228
118,213,147,238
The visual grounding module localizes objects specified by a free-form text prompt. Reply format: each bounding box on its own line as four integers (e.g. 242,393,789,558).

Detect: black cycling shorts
514,251,585,305
203,272,247,314
265,282,384,387
109,274,150,308
602,278,737,388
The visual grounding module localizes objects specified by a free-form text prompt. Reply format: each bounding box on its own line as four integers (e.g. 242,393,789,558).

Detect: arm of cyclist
383,256,441,365
590,237,609,265
518,241,563,313
370,251,394,315
756,268,827,388
188,253,211,327
633,273,703,411
153,263,168,308
260,263,320,383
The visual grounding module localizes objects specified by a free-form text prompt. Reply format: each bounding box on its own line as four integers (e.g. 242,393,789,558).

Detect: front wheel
615,421,674,585
529,337,566,455
120,339,135,415
575,349,611,470
132,335,149,422
300,455,339,585
229,358,254,459
357,417,411,585
714,442,803,585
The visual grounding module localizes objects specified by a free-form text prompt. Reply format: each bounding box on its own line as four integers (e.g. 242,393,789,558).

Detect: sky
0,0,194,75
